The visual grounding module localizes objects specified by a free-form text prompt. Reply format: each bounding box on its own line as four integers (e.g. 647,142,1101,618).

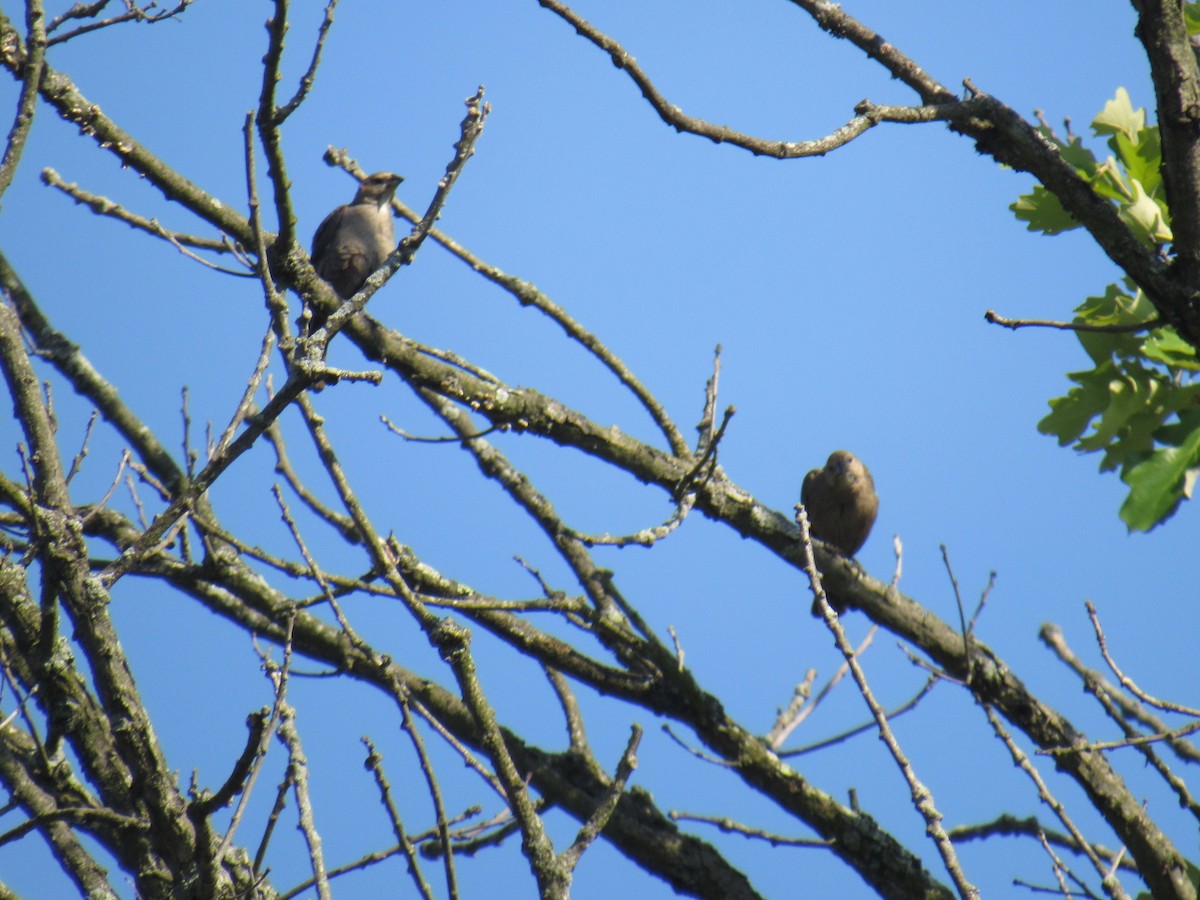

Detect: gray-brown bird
308,171,403,328
801,450,878,614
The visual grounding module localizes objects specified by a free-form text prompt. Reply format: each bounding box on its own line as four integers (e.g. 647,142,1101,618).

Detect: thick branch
534,1,1200,350
1130,0,1200,279
338,311,1189,897
537,0,966,157
0,304,201,897
0,22,254,244
155,556,764,900
0,0,45,200
0,727,122,899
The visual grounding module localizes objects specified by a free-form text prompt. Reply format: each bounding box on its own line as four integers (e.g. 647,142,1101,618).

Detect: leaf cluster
1013,89,1200,530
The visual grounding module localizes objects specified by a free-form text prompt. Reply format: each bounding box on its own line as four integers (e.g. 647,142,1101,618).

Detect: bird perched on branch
307,171,403,329
801,449,878,614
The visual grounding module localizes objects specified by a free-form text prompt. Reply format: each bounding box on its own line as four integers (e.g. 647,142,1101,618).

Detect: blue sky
0,1,1194,897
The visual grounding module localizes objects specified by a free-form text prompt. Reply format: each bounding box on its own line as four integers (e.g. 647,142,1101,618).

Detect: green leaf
1077,370,1156,453
1039,355,1198,478
1118,179,1173,245
1011,88,1200,530
1151,407,1200,449
1092,88,1144,142
1102,406,1164,474
1056,134,1099,174
1038,366,1117,445
1143,329,1200,370
1186,2,1200,35
1075,283,1154,324
1087,159,1133,205
1011,185,1080,235
1074,285,1153,365
1113,127,1164,199
1120,426,1200,530
1034,122,1099,174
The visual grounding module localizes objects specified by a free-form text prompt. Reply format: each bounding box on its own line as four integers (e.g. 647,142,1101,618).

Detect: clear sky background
0,1,1194,897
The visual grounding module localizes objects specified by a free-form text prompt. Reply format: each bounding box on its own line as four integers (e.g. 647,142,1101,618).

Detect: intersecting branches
980,703,1127,900
1037,615,1200,826
2,2,1197,898
287,90,491,392
798,505,978,898
322,145,690,457
532,0,1200,350
329,272,1192,896
536,0,978,158
0,292,203,897
45,0,194,46
41,167,254,274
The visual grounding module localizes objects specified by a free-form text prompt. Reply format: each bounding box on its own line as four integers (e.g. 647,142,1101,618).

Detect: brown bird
801,450,878,614
308,171,403,328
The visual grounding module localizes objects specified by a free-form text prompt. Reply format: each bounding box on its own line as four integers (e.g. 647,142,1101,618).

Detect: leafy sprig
1013,89,1200,530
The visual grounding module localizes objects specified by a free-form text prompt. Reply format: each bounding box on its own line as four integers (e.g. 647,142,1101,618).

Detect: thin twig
890,533,903,588
536,0,979,158
777,626,878,738
985,309,1162,334
566,492,696,548
1086,601,1200,717
277,703,332,900
979,704,1124,899
324,146,686,456
213,323,276,457
271,482,361,643
409,699,505,800
1039,624,1200,764
46,0,193,45
544,667,588,754
274,0,339,124
77,448,129,529
670,812,831,848
41,168,247,264
381,413,501,444
398,697,460,899
230,611,297,864
661,724,736,768
62,410,98,484
940,545,973,685
800,506,978,898
243,113,293,352
558,725,642,872
966,571,996,638
780,675,939,758
263,417,357,542
947,814,1138,872
1034,826,1090,899
361,736,435,900
666,626,685,674
766,670,816,749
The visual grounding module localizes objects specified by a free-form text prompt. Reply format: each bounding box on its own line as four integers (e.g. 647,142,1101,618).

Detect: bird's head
353,172,404,207
825,450,863,484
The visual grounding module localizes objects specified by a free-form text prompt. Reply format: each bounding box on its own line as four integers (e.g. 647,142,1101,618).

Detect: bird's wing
311,204,348,266
801,468,820,506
